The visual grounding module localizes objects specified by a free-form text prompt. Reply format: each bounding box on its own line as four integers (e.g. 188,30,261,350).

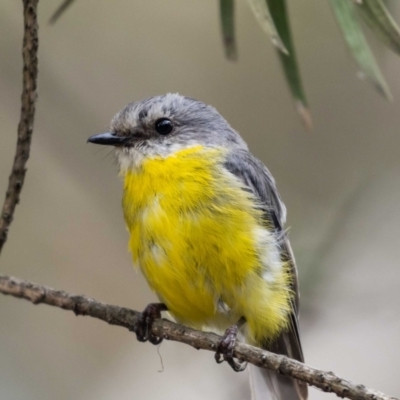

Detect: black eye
155,118,173,135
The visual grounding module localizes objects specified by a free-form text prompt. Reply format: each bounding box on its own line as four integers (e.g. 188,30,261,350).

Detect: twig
0,275,397,400
0,0,39,255
49,0,75,25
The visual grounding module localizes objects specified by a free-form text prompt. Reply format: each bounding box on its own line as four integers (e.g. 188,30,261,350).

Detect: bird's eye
155,118,173,135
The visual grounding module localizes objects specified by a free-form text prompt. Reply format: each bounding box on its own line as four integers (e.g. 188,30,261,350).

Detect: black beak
87,132,130,146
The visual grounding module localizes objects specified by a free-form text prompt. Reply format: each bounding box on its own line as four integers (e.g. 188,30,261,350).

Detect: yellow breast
122,146,292,344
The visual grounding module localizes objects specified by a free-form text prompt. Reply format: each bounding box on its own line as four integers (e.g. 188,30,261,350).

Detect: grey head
88,93,248,170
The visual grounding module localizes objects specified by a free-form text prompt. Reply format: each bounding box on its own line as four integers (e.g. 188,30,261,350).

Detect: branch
0,275,396,400
0,0,39,255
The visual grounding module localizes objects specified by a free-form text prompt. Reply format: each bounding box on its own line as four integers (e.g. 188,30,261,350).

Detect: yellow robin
88,93,307,400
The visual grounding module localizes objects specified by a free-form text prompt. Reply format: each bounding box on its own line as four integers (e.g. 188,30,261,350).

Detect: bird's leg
215,317,247,372
135,303,168,345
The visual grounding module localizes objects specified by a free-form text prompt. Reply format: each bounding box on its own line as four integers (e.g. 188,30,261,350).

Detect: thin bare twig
0,275,397,400
0,0,39,255
49,0,75,24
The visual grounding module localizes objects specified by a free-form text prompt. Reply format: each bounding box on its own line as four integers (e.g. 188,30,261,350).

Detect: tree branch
0,0,39,255
0,275,397,400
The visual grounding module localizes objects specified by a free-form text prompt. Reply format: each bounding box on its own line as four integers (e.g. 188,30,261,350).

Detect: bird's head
88,93,246,171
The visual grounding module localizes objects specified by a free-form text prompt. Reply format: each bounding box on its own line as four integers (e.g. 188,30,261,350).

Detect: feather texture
122,145,293,343
225,149,307,400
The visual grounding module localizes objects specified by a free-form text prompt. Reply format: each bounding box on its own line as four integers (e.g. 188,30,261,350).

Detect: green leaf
329,0,392,99
247,0,288,55
356,0,400,56
219,0,237,61
266,0,312,129
49,0,75,25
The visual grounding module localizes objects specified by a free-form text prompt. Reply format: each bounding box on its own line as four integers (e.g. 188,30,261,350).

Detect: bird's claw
135,303,166,345
214,325,247,372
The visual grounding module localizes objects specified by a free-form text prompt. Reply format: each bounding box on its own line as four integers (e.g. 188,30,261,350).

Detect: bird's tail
248,316,308,400
249,364,306,400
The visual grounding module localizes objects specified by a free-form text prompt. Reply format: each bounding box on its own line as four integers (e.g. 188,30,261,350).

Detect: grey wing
224,149,307,400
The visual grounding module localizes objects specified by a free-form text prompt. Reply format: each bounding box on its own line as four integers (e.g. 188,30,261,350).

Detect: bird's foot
215,323,247,372
135,303,167,345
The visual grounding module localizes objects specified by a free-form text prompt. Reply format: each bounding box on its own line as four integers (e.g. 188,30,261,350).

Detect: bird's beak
87,132,130,146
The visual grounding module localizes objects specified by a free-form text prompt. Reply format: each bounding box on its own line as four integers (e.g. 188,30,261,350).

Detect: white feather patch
253,226,282,284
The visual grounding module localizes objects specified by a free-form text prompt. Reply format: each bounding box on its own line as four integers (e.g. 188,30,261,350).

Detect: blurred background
1,1,400,399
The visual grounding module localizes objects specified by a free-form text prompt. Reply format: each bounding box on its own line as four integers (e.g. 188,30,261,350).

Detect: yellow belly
122,146,292,344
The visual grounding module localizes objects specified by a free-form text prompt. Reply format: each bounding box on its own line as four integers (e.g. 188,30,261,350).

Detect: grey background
1,1,399,399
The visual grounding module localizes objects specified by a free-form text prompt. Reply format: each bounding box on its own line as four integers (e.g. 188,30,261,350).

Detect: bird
88,93,307,400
